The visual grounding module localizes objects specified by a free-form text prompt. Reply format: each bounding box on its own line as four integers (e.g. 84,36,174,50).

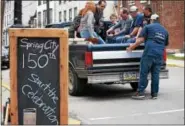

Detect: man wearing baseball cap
127,14,169,100
122,6,144,43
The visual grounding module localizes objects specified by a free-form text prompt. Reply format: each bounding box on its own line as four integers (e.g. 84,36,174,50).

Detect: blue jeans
138,55,163,94
80,30,105,44
107,35,126,44
121,37,136,43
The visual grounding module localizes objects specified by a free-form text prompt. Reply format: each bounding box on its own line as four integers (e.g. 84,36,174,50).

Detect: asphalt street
1,66,184,124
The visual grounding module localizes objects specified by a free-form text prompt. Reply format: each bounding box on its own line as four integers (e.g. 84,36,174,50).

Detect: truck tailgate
87,44,168,84
88,44,144,72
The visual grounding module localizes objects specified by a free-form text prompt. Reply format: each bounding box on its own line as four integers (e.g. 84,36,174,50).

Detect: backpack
68,15,82,38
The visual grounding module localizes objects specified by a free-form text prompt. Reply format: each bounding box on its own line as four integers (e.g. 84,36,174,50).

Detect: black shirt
143,14,152,27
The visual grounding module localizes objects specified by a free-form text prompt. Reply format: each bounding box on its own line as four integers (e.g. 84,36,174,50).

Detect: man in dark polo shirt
94,0,107,34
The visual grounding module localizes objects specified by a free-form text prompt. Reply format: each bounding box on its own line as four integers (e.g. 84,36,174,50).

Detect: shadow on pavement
82,84,135,100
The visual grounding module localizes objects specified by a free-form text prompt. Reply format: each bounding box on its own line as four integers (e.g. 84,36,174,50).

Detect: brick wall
121,0,184,49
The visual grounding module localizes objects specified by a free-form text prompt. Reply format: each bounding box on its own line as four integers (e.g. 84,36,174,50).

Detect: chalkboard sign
9,29,68,125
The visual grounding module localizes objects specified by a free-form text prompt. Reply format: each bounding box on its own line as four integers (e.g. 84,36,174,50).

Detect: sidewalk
167,59,184,67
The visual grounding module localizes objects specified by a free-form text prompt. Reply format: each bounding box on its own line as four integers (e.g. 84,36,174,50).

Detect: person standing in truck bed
94,0,107,35
127,14,169,100
79,1,105,44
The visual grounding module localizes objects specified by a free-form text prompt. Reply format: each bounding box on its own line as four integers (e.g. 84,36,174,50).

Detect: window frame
128,0,135,5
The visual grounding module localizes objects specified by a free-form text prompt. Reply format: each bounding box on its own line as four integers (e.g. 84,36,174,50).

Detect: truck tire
69,66,87,96
130,82,138,91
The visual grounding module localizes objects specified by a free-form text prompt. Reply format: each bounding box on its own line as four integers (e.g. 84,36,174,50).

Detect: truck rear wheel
130,82,138,91
69,66,87,96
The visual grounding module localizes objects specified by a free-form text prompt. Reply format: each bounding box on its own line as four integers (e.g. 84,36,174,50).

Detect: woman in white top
79,1,105,44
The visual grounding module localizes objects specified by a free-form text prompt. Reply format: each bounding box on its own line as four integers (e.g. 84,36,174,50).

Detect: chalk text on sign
28,74,58,104
20,38,59,60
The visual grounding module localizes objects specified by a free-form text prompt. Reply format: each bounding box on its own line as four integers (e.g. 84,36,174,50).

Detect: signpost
9,28,68,125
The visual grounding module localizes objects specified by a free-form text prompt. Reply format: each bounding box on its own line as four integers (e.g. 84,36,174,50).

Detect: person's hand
106,30,111,36
114,32,119,36
125,35,131,39
107,34,113,37
126,43,134,52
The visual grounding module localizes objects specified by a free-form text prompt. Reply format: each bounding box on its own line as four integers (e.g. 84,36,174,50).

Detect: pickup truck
45,21,169,96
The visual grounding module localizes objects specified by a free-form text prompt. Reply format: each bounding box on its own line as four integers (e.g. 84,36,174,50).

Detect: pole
46,0,50,24
14,0,22,25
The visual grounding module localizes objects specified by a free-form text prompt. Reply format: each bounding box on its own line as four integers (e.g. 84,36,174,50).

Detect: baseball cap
151,14,159,20
129,6,138,12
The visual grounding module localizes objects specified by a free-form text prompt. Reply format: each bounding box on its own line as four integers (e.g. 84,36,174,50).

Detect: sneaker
132,92,145,100
151,93,158,99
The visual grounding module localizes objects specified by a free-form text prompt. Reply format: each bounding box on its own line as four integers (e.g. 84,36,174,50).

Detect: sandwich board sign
9,28,68,125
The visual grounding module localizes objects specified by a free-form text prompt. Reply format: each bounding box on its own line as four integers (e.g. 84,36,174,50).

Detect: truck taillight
163,49,167,62
85,52,93,67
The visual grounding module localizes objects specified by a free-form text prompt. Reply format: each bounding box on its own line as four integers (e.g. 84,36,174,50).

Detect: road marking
89,109,184,121
148,109,184,115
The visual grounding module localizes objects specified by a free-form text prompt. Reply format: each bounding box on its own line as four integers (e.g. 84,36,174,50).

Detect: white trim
93,50,143,60
140,0,147,3
93,62,140,67
128,0,135,6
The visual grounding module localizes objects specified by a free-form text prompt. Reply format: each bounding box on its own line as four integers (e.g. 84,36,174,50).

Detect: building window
128,0,135,5
43,10,47,26
59,11,62,22
74,7,77,17
49,9,53,23
59,0,62,4
4,16,6,27
38,12,41,28
64,10,67,22
140,0,151,4
38,0,41,5
69,9,72,21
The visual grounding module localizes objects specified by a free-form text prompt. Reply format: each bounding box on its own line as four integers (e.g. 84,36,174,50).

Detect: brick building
118,0,184,49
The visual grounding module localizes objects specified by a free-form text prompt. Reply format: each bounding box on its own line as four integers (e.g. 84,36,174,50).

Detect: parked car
45,21,169,96
1,46,9,68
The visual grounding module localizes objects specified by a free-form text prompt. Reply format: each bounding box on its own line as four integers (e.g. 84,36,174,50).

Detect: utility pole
46,0,50,25
14,0,22,25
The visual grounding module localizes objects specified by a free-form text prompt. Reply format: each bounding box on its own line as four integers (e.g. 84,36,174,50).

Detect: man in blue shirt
127,14,169,100
122,6,144,43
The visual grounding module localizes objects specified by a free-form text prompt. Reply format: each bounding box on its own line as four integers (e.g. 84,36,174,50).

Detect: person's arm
74,31,78,38
87,12,95,38
128,15,144,37
135,27,143,38
107,21,121,34
116,20,132,36
127,26,147,51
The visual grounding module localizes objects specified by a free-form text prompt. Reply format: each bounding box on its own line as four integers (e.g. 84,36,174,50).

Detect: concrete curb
1,81,81,125
167,63,184,68
68,118,81,125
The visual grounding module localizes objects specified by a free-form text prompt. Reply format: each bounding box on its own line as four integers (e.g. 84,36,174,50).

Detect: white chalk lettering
28,74,58,104
20,38,59,54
